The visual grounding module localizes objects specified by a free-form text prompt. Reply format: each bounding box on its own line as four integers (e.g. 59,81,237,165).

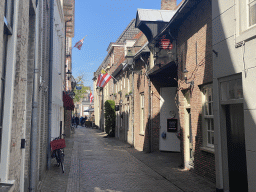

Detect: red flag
96,73,112,88
90,92,93,103
99,73,112,88
73,36,86,50
96,74,103,87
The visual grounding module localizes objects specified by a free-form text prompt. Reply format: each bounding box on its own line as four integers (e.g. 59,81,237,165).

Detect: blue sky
72,0,182,90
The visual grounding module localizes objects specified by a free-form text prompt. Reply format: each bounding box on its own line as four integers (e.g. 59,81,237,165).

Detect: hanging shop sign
159,39,173,50
167,118,178,132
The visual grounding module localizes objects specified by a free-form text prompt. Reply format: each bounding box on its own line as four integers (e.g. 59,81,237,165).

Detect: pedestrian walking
75,116,79,128
72,116,75,126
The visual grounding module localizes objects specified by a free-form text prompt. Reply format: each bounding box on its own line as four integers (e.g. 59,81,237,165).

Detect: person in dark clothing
75,116,79,128
72,116,75,126
81,117,85,127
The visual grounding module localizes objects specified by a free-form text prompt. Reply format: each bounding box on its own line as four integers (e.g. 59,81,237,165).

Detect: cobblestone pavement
40,126,215,192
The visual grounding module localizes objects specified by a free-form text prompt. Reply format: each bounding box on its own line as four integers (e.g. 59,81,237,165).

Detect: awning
63,91,75,110
148,61,177,87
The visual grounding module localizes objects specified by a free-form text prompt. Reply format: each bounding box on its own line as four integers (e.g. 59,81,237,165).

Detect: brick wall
161,0,177,10
177,0,215,182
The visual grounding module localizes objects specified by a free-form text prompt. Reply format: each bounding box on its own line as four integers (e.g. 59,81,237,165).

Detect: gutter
29,1,40,191
47,0,54,170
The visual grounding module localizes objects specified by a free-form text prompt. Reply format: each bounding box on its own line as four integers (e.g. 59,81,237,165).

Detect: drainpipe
132,66,135,146
140,55,152,153
47,0,54,169
29,1,40,191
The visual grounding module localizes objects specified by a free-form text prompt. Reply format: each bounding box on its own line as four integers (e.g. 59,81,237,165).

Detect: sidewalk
97,131,215,192
39,126,215,192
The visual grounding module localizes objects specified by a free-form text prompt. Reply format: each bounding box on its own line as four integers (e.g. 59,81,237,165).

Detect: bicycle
50,134,66,173
71,124,76,134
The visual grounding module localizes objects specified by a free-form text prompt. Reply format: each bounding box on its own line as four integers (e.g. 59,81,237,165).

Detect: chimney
161,0,177,10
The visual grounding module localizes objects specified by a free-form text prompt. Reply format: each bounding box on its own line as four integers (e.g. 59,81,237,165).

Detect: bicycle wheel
60,161,64,173
58,149,65,173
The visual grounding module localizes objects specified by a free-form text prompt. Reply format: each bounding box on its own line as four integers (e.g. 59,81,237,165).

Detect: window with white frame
121,77,123,90
237,0,256,34
124,75,126,89
140,93,145,135
202,85,214,148
128,75,130,93
248,0,256,27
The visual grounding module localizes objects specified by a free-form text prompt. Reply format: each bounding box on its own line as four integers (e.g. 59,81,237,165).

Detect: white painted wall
213,1,256,191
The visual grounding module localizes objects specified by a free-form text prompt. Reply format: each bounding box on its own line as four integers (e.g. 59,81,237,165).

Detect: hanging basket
50,139,66,151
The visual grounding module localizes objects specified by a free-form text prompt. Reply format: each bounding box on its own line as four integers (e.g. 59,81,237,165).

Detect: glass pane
221,81,228,101
209,102,212,115
236,78,243,99
249,1,256,26
205,103,209,115
208,132,211,144
229,80,236,99
211,119,214,131
207,119,211,131
211,134,214,145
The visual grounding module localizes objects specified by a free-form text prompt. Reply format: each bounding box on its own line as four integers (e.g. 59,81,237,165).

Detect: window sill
139,133,145,136
200,146,215,154
236,25,256,46
0,180,15,192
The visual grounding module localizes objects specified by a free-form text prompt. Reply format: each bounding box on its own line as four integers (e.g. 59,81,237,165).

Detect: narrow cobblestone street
40,127,215,192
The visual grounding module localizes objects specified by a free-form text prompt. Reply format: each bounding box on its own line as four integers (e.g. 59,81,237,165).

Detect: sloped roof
116,19,141,43
136,9,176,25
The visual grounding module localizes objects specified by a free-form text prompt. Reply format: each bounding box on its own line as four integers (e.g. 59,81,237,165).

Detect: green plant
129,91,132,95
104,100,116,136
113,93,116,96
125,93,128,96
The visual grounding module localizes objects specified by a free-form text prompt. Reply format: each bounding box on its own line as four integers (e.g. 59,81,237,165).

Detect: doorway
225,104,248,191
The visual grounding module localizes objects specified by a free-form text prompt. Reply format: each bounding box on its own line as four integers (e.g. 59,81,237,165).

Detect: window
140,93,145,135
127,75,130,93
203,86,214,148
235,0,256,42
248,0,256,27
1,0,14,157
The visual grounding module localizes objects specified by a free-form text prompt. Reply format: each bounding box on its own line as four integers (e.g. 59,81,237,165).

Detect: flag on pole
90,92,93,103
97,73,112,88
101,68,106,74
73,36,86,50
96,74,103,87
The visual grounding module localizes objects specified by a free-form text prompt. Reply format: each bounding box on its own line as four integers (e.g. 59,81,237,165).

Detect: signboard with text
167,119,178,132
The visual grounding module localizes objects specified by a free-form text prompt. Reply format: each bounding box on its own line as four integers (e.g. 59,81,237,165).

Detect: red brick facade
176,0,215,182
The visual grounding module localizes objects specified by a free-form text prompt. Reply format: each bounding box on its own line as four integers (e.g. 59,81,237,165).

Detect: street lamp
183,68,194,86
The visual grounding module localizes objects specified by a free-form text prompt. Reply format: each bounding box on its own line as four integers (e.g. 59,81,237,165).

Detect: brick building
135,0,215,183
93,19,140,133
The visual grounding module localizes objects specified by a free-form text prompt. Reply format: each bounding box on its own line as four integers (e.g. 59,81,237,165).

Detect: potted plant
129,91,133,96
125,93,129,98
118,91,122,95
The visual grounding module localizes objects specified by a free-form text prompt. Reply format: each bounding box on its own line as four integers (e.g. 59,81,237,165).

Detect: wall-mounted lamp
119,100,123,105
183,68,194,86
66,70,72,80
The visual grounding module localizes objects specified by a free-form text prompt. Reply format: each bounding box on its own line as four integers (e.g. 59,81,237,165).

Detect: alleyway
39,127,215,192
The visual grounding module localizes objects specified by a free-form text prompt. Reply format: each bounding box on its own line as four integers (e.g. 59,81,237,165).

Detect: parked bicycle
50,134,66,173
